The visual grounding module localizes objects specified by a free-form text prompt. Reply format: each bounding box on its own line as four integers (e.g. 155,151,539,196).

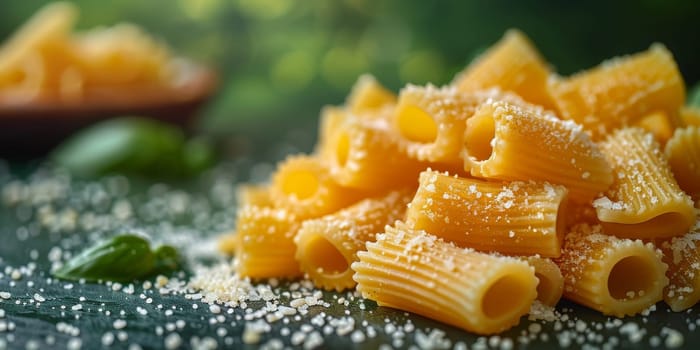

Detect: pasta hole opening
464,114,495,161
396,105,438,143
481,274,531,320
535,273,553,304
335,132,351,167
281,170,319,200
607,256,656,300
306,235,349,275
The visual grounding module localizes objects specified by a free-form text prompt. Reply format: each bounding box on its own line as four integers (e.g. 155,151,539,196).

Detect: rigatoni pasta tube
555,224,668,317
234,205,302,279
405,170,568,257
392,84,495,166
295,190,412,291
322,117,426,191
345,74,396,115
680,107,700,127
270,155,364,220
453,29,554,110
352,222,538,335
549,44,685,138
658,220,700,312
664,126,700,200
593,127,695,239
462,100,612,203
236,183,273,208
521,256,564,307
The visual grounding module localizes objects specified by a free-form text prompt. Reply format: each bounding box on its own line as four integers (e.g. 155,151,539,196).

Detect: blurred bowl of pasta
0,2,217,157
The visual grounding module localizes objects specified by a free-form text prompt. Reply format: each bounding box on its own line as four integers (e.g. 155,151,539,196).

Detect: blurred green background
1,0,699,139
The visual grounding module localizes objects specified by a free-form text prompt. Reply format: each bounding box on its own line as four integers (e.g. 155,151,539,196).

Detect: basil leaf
53,234,179,283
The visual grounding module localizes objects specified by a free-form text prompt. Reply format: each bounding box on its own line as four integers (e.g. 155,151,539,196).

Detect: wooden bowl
0,66,218,159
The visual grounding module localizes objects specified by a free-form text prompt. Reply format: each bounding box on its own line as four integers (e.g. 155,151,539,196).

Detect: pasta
270,154,365,220
521,256,564,307
234,205,302,279
549,44,685,138
636,110,675,145
345,74,396,115
593,127,695,239
321,116,426,191
0,2,183,104
463,100,613,203
555,224,668,317
453,29,554,110
294,190,412,291
392,84,504,166
664,126,700,200
657,219,700,312
352,222,538,335
219,29,700,336
236,183,273,208
680,107,700,127
405,169,568,257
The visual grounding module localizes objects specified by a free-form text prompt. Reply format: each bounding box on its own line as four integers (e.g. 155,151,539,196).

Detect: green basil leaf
53,234,157,282
153,245,180,274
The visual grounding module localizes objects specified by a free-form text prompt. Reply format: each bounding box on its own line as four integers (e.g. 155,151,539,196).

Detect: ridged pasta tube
352,222,538,335
555,224,668,317
594,127,695,239
405,169,568,257
665,126,700,200
462,100,612,203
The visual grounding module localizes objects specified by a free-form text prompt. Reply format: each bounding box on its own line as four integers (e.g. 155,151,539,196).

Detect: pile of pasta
0,2,186,104
220,29,700,335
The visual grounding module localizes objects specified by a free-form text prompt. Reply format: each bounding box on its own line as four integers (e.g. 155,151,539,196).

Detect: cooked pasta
463,100,612,203
549,44,685,138
345,74,396,115
315,106,349,158
234,205,301,279
405,169,568,257
453,29,554,110
593,127,695,239
555,224,668,317
352,222,538,335
294,190,412,291
664,126,700,200
270,155,365,220
658,218,700,312
321,116,426,191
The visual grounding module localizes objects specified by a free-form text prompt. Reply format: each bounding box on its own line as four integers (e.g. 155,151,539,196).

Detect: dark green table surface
0,155,699,350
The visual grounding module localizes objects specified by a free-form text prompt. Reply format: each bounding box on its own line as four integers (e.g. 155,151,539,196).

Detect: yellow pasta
405,169,568,257
658,218,700,312
555,224,668,317
463,100,612,203
352,222,538,335
270,154,364,220
345,74,396,115
234,205,301,279
636,110,675,145
664,126,700,200
218,232,238,256
392,84,497,166
593,127,695,239
0,2,76,85
521,256,564,307
549,44,685,138
315,106,349,158
680,107,700,127
236,183,273,208
294,190,412,291
321,117,426,191
453,29,555,110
